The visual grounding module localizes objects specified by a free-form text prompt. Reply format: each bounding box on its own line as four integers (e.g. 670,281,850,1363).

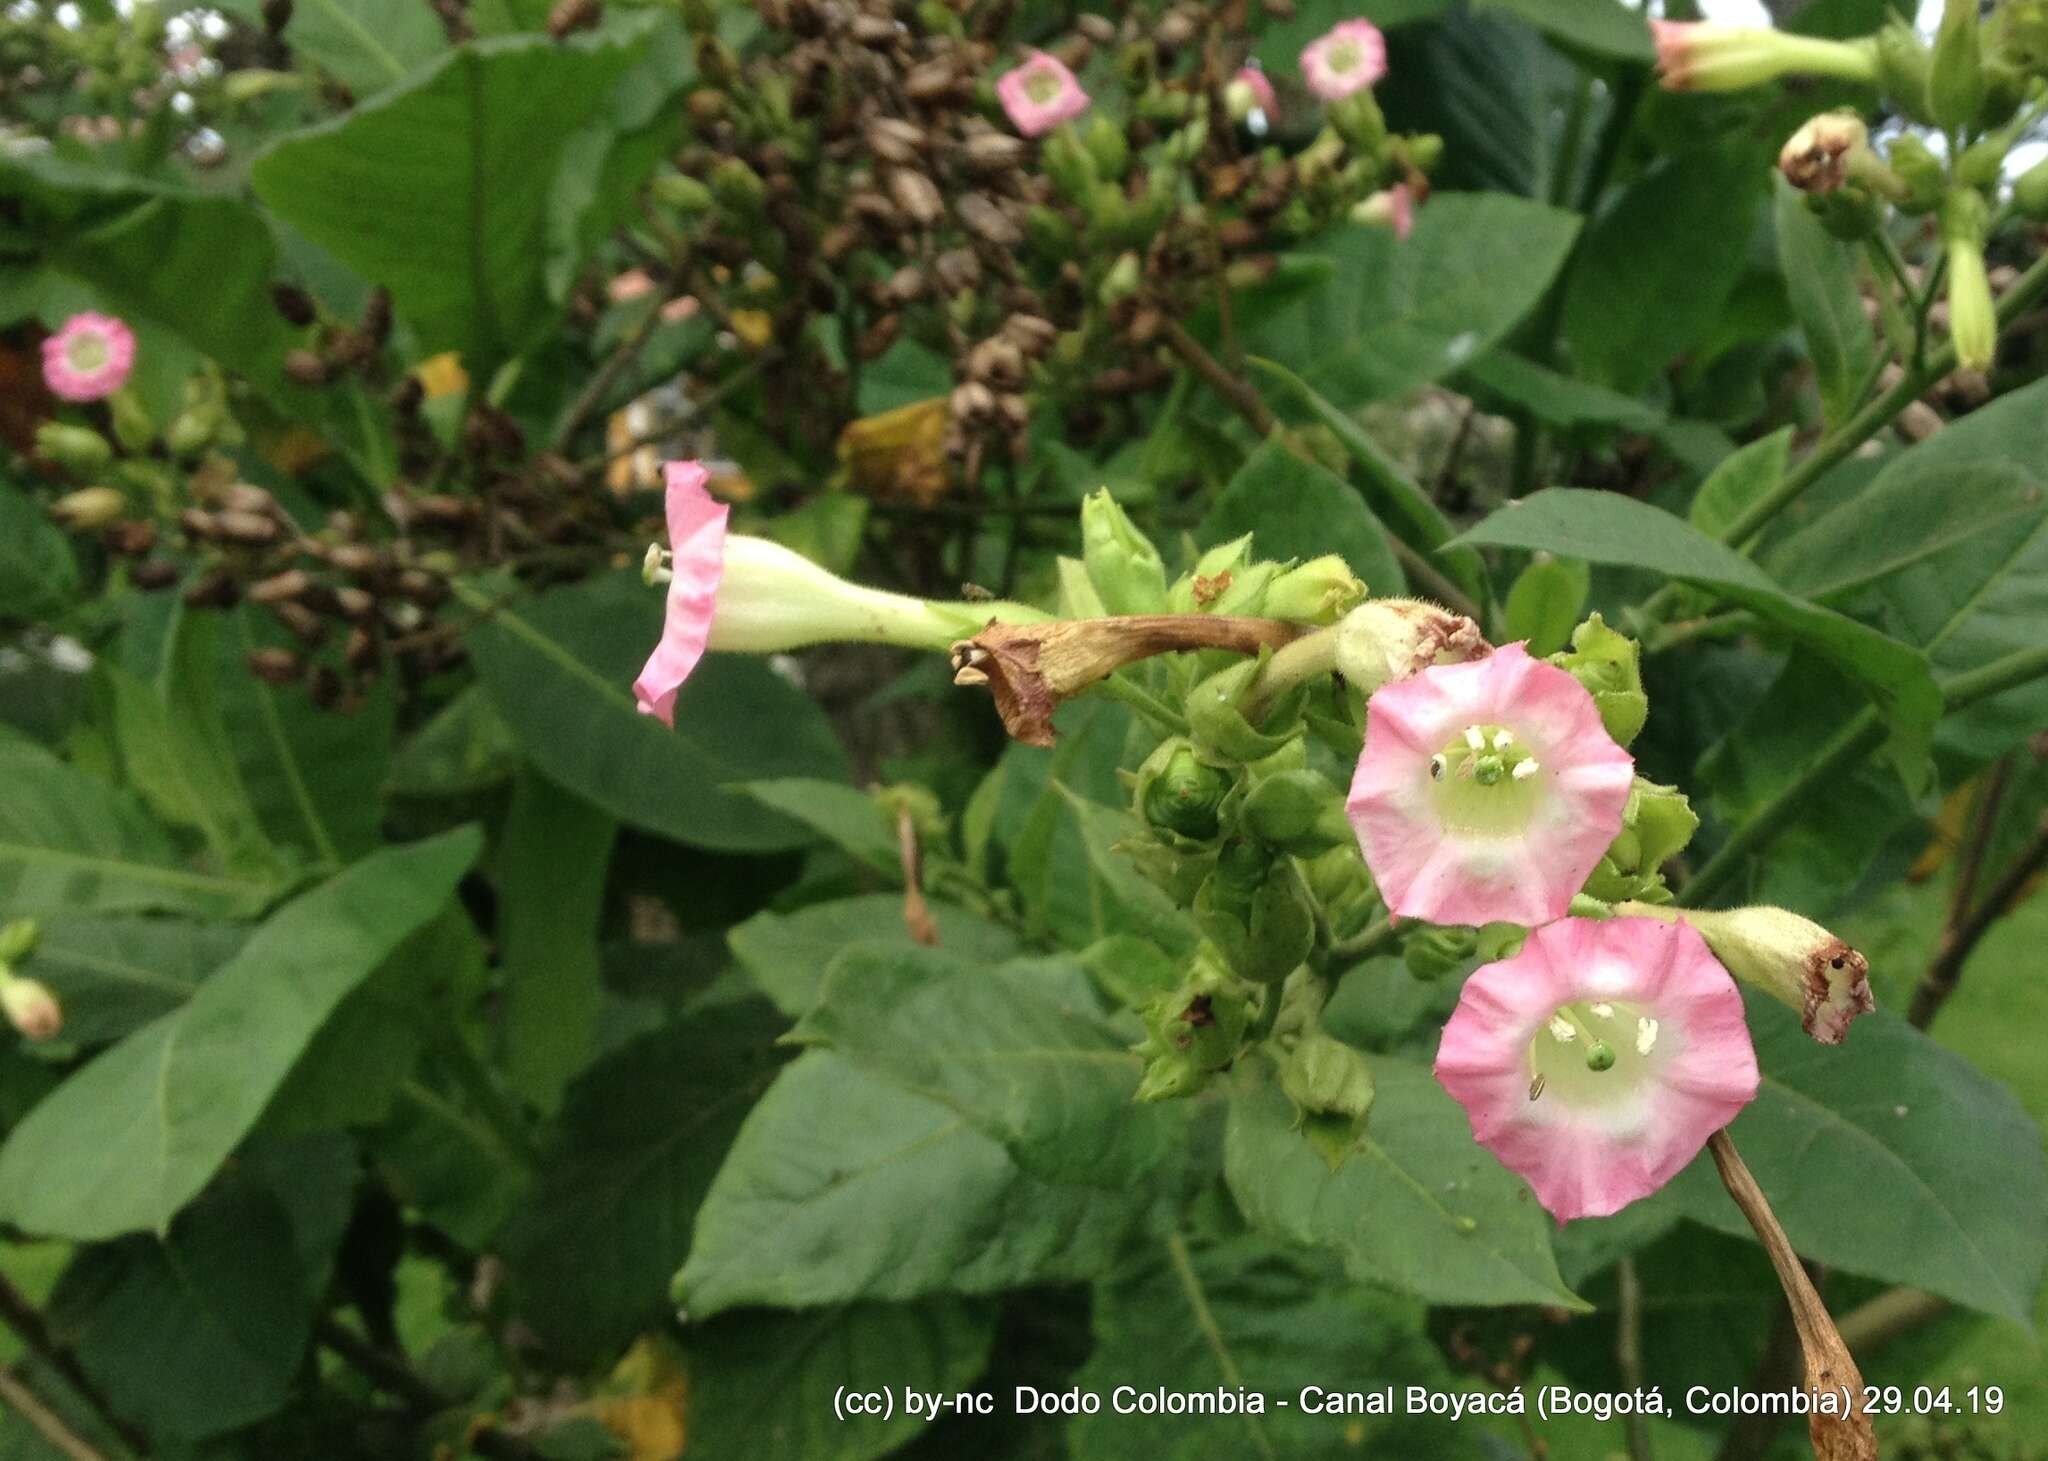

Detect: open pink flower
1300,19,1386,101
41,312,136,402
1436,917,1760,1222
1346,643,1633,927
633,461,728,727
997,51,1090,137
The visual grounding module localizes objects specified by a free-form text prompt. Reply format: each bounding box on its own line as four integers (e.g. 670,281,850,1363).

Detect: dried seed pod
271,283,317,327
995,392,1031,431
248,568,314,605
413,494,477,527
344,626,381,671
360,286,393,347
950,380,996,419
396,569,450,607
184,569,241,609
131,559,181,592
865,117,927,164
857,312,901,359
886,168,944,226
334,586,376,621
284,349,329,387
327,543,382,576
99,520,158,557
1000,313,1059,355
269,600,326,644
1077,12,1116,42
178,508,217,541
886,265,928,304
957,193,1022,245
847,190,901,228
967,336,1027,388
1126,307,1164,345
1215,217,1260,250
214,510,281,546
1156,9,1197,48
933,249,981,293
902,58,957,100
546,0,602,37
218,483,279,516
247,647,304,685
820,222,862,262
961,130,1026,172
850,12,899,45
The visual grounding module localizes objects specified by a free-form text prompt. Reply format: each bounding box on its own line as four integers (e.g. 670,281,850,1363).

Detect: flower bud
1617,903,1874,1045
1349,184,1414,239
1195,840,1316,984
1241,770,1352,856
1547,614,1647,747
0,974,61,1042
49,486,128,531
1955,135,2007,193
1135,943,1257,1101
1277,1031,1375,1168
709,157,767,215
1886,133,1945,214
0,919,39,966
2016,156,2048,221
1137,739,1234,843
650,172,714,216
1649,21,1879,93
1263,555,1365,624
1079,488,1168,614
1040,124,1098,202
1871,21,1933,122
35,421,114,474
107,386,155,451
1928,0,1986,131
1302,843,1378,939
1082,113,1128,180
1941,188,1996,374
1331,598,1486,694
1777,111,1872,193
1402,924,1477,982
1097,251,1142,306
1169,535,1253,614
1583,779,1699,905
1188,657,1296,763
222,67,304,103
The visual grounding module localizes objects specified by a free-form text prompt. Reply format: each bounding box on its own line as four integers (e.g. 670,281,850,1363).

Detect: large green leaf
0,480,78,621
793,947,1182,1187
1456,488,1941,735
502,1001,787,1362
463,570,848,853
1069,1231,1480,1461
1562,150,1769,392
251,30,649,369
1774,178,1878,428
685,1301,994,1461
0,736,273,921
48,1178,313,1439
1199,435,1405,595
1476,0,1650,59
1667,996,2048,1325
216,0,446,96
21,916,245,1045
498,771,614,1113
1460,350,1662,433
728,894,1024,1017
1688,427,1791,541
1231,193,1580,407
737,778,898,876
1006,782,1198,956
1224,1061,1585,1310
673,1051,1170,1317
0,827,481,1240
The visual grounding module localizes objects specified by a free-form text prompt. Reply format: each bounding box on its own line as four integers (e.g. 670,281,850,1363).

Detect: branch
1616,1257,1653,1461
1908,814,2048,1028
0,1275,144,1455
0,1368,112,1461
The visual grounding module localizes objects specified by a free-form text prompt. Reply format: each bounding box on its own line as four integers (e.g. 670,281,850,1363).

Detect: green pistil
67,333,109,372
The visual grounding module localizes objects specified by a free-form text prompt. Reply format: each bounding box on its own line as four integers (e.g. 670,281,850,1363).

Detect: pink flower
1435,917,1760,1222
1648,20,1878,93
41,312,136,402
1346,643,1633,927
1230,66,1278,121
1300,19,1386,101
633,461,728,727
1354,182,1414,240
997,51,1090,137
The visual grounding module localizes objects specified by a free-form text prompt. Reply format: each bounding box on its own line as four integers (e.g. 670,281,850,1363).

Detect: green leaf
1667,997,2048,1325
674,1051,1170,1317
1007,780,1198,957
1370,10,1540,197
685,1301,994,1461
1774,178,1878,427
1460,351,1662,433
0,480,78,621
250,30,650,370
737,779,897,876
385,683,520,799
503,1002,788,1362
499,772,614,1113
217,0,446,95
20,916,244,1045
1563,151,1769,392
729,894,1024,1017
0,736,273,921
1456,488,1941,735
1069,1231,1481,1461
372,1077,528,1248
48,1178,313,1439
1224,1061,1586,1310
1199,435,1405,595
1233,193,1580,407
794,947,1182,1187
464,571,848,852
1765,458,2045,604
0,827,481,1240
1502,554,1589,657
1688,427,1792,541
1475,0,1650,59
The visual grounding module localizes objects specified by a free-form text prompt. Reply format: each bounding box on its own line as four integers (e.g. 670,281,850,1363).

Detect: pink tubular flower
1230,66,1278,122
1300,19,1386,101
1354,182,1414,240
1648,20,1878,93
997,51,1090,137
1436,917,1760,1222
1346,643,1633,927
41,312,136,402
633,461,728,728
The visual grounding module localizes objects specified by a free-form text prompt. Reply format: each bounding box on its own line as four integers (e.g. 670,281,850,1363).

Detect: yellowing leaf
416,351,469,400
838,396,949,507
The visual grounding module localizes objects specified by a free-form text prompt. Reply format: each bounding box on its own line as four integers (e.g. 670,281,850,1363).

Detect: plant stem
1326,915,1397,963
431,1029,540,1168
1096,672,1190,735
1908,814,2048,1028
1616,1257,1653,1461
1680,642,2048,906
0,1368,112,1461
0,1276,144,1455
1158,319,1278,437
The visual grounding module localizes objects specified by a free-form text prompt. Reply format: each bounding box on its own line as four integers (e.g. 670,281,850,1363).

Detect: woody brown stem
1706,1130,1877,1461
1909,813,2048,1028
0,1368,110,1461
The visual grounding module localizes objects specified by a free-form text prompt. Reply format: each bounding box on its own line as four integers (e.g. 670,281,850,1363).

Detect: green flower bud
1056,555,1108,617
221,67,304,103
1083,114,1129,179
35,421,114,474
1886,133,1946,214
1079,488,1168,614
1301,844,1377,939
1026,203,1078,258
106,387,153,452
49,486,128,531
1138,739,1235,842
1548,614,1648,747
1240,770,1351,856
1263,555,1365,625
1928,0,1986,131
165,405,219,459
0,918,40,967
710,157,767,215
1168,535,1254,613
1042,124,1099,202
1401,924,1477,982
1329,88,1386,152
1616,903,1873,1046
1096,251,1143,307
1135,943,1257,1099
1195,841,1315,984
0,972,61,1042
2017,156,2048,221
1583,779,1698,904
1956,136,2008,192
1941,188,1997,373
1277,1031,1375,1168
1872,21,1934,123
1163,118,1208,166
1187,658,1296,764
650,172,714,216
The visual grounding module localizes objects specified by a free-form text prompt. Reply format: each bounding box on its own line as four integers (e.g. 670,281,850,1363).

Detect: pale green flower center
1024,68,1061,105
1528,1000,1661,1104
65,330,109,373
1428,722,1542,836
1327,39,1362,73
